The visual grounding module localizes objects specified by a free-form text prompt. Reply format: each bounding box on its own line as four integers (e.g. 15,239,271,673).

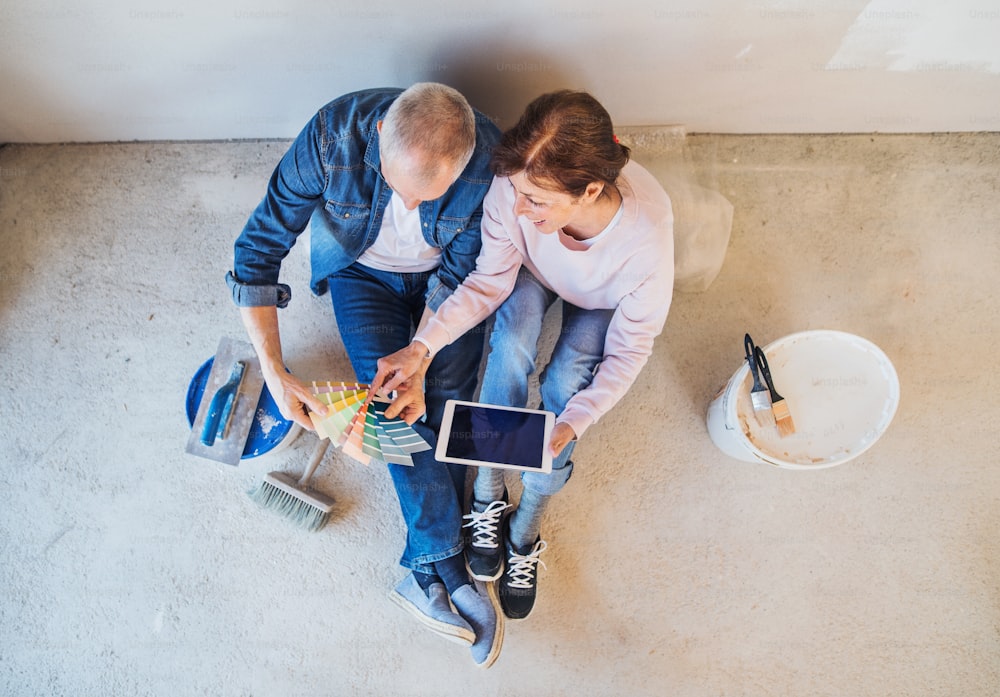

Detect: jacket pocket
434,215,472,245
324,200,371,232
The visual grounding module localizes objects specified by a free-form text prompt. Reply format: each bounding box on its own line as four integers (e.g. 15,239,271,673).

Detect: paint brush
754,346,796,437
744,334,775,427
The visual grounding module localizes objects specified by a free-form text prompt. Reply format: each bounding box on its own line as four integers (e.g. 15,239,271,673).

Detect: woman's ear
582,181,605,203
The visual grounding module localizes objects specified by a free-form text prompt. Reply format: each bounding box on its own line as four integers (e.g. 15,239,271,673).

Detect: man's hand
237,304,327,431
549,422,577,457
262,367,329,432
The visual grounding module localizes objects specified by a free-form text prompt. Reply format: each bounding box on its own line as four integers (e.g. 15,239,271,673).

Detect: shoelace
461,500,509,549
505,539,548,589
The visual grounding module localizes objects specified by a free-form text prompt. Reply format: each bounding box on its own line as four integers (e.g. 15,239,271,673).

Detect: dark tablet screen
443,403,549,469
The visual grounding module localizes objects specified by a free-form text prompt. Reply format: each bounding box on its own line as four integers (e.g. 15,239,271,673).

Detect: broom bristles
250,472,335,532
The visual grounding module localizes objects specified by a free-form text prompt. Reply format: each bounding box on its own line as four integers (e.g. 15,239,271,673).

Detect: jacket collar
363,119,383,176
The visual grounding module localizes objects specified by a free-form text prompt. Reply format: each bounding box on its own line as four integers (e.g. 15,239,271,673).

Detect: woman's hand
385,371,428,425
372,342,431,396
372,342,433,423
549,422,577,456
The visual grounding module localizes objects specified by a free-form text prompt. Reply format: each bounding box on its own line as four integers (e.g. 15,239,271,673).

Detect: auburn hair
492,90,630,198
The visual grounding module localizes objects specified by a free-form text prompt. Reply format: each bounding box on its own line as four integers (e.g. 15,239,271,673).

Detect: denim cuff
423,273,453,313
522,459,574,496
226,271,291,308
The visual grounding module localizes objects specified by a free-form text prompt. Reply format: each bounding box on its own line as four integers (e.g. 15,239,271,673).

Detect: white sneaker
463,499,510,581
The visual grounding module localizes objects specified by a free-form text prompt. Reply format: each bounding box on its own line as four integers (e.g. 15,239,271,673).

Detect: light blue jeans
478,268,613,497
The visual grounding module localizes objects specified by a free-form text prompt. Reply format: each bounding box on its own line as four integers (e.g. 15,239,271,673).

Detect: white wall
1,0,999,142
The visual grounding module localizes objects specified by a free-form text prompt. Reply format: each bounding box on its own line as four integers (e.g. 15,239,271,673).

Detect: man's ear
376,120,383,134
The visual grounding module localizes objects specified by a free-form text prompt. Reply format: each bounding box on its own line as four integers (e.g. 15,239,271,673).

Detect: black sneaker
462,498,510,581
499,530,548,620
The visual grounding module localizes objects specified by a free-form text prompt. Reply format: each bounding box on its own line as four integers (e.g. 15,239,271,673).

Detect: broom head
250,471,335,532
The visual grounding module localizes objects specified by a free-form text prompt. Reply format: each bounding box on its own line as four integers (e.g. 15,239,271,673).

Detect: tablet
436,400,555,473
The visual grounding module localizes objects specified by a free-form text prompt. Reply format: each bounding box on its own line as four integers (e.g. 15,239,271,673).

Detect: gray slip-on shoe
389,573,475,646
451,580,504,668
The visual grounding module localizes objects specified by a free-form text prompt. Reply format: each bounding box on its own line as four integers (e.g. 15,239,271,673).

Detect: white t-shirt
358,192,442,272
568,200,624,249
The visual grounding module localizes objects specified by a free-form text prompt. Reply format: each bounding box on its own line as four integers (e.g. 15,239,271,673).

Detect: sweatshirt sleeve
556,281,672,438
416,178,524,352
556,213,674,439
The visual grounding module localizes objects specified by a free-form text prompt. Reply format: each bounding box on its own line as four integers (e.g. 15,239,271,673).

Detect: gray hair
379,82,477,185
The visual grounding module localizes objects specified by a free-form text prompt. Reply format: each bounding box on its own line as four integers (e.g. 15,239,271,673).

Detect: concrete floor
1,131,998,697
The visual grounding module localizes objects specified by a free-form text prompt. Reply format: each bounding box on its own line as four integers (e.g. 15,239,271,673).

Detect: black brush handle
754,346,784,401
744,334,764,391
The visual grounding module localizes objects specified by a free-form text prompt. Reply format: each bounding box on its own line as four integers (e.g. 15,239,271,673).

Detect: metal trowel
186,336,265,466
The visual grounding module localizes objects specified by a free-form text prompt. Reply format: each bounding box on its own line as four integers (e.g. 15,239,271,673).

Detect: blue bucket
186,357,300,459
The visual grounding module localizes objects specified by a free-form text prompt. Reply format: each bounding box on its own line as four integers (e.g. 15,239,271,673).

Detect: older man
227,83,502,668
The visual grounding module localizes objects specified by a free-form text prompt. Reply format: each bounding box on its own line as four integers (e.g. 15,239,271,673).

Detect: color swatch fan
309,381,430,466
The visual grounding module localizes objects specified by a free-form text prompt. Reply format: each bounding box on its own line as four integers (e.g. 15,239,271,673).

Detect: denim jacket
227,88,500,311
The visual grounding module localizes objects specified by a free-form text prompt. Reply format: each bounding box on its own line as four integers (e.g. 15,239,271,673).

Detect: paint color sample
309,383,429,466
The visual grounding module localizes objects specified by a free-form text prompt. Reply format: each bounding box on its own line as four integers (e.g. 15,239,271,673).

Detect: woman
374,90,674,620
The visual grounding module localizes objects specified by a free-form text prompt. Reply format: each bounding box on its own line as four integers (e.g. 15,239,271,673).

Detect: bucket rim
715,329,900,470
186,356,296,459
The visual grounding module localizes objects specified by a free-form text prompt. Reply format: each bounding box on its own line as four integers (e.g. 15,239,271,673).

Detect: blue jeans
328,263,485,574
479,268,613,496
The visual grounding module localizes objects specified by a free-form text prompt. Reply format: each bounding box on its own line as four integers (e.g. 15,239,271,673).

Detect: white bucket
706,330,900,469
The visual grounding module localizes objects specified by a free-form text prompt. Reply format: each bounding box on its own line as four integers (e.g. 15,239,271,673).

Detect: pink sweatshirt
417,160,674,438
